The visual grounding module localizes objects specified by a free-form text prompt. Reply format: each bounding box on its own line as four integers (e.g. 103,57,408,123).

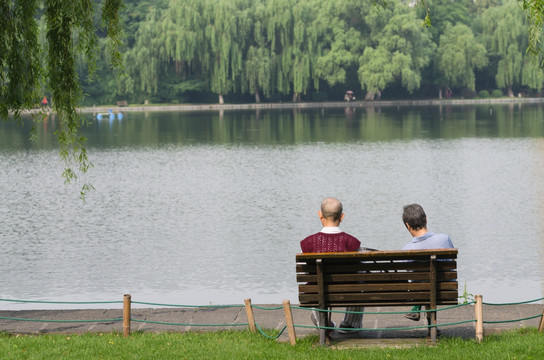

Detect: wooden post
429,255,438,343
475,294,484,342
123,294,131,337
538,305,544,332
283,300,297,345
244,298,256,333
316,259,327,345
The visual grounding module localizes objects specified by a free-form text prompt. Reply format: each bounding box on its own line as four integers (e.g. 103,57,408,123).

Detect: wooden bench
116,100,128,107
296,249,458,344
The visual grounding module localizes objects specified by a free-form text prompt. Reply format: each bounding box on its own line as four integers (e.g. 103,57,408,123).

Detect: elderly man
300,197,363,334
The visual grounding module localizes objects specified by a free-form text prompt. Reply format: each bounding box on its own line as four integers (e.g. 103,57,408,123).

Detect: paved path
1,304,542,344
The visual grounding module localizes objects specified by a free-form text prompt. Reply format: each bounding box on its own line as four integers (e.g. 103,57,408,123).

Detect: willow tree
1,0,122,198
265,0,322,101
480,0,532,97
200,0,248,104
124,6,166,98
358,0,434,99
244,46,273,103
241,0,273,103
314,0,367,88
436,23,488,94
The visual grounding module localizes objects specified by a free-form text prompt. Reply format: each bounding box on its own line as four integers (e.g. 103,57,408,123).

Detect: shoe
310,313,336,329
311,313,318,326
404,312,421,321
338,324,360,334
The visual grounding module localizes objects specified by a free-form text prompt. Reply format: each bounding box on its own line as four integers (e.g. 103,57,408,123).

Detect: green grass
1,328,543,359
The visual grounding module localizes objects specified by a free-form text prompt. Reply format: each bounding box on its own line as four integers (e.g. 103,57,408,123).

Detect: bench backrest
296,249,458,308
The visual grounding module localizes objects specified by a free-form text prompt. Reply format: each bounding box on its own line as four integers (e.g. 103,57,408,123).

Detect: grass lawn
1,328,543,359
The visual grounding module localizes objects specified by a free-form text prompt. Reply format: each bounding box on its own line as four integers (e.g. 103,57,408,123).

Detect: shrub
492,89,503,97
478,90,490,98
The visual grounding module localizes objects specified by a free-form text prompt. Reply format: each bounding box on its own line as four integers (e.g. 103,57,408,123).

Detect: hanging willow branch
521,0,544,61
0,0,122,199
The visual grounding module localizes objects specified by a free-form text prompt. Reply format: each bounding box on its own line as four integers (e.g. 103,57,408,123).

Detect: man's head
402,203,427,231
319,197,344,224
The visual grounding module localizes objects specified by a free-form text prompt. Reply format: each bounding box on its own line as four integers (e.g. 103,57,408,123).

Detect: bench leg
318,310,328,345
426,306,438,343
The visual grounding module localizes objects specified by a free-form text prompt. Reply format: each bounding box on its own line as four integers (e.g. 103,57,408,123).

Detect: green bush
492,89,503,97
478,90,490,98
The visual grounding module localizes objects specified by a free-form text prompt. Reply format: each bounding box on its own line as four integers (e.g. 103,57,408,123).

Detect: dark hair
402,204,427,230
321,197,343,222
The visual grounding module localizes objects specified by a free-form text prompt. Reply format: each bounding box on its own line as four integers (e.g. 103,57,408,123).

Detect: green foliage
1,0,122,198
479,90,490,98
436,23,487,90
105,0,544,104
358,0,434,96
492,89,504,97
459,282,475,303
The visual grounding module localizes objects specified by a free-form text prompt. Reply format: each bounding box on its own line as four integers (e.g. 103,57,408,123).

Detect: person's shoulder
430,233,454,247
432,233,452,240
301,232,320,243
341,232,361,243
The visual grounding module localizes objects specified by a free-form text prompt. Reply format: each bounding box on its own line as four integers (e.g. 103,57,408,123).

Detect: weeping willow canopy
0,0,122,198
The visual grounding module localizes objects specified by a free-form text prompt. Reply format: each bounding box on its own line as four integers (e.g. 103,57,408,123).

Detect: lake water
1,102,544,309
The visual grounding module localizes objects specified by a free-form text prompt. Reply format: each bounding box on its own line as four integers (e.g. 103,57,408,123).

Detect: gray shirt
403,231,454,250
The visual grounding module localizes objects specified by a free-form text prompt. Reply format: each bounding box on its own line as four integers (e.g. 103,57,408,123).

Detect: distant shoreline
27,97,544,115
82,97,544,113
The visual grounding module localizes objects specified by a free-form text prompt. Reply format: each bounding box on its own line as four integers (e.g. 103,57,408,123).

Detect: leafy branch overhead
0,0,122,199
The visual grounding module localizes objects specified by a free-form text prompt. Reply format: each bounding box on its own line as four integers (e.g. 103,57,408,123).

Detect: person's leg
311,309,336,328
339,306,363,333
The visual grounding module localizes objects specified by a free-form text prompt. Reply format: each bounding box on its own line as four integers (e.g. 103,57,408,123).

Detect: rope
130,318,248,327
251,305,283,310
0,316,122,323
255,323,287,339
484,314,543,324
295,319,476,332
0,298,122,305
2,296,542,335
483,297,544,306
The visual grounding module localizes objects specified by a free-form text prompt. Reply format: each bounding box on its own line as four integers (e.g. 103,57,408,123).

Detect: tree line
79,0,542,105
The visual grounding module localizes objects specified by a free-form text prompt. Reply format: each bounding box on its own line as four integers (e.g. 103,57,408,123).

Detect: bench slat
298,281,458,293
297,270,457,283
299,290,459,303
296,260,456,273
296,249,457,261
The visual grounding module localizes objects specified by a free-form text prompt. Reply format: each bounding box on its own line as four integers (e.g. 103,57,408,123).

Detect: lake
1,102,544,309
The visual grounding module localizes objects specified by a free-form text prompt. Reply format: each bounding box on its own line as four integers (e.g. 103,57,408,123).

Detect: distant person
402,203,454,321
300,197,363,334
41,96,48,107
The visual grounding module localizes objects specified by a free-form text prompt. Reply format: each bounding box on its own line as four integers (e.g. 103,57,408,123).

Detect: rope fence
1,294,543,344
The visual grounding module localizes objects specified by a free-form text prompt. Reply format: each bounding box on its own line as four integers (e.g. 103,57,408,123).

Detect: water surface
1,103,544,308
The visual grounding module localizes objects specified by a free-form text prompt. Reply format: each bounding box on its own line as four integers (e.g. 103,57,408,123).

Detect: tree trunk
438,88,443,99
365,91,375,100
218,94,224,104
292,93,299,102
255,92,261,103
507,86,514,98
